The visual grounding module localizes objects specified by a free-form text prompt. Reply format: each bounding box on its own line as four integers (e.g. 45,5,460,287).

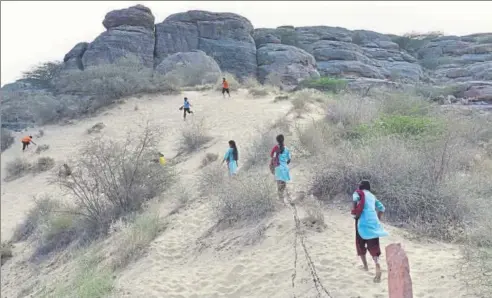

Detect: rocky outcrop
155,10,256,79
26,5,492,91
155,50,221,86
257,44,319,88
63,42,88,70
253,26,427,83
81,5,156,68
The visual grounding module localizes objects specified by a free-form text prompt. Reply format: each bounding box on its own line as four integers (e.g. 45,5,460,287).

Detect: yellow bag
159,156,167,165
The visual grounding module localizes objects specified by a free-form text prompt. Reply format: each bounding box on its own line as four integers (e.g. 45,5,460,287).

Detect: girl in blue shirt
222,140,238,176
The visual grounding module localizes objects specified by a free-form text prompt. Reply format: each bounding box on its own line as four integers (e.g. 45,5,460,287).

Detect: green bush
374,115,445,137
299,77,348,93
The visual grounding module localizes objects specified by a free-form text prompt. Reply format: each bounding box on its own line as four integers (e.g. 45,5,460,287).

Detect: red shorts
355,220,381,257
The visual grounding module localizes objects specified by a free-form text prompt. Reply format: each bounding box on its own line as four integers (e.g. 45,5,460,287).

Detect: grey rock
102,4,155,30
154,21,199,64
156,10,256,79
253,29,281,48
155,51,221,86
317,60,384,79
257,44,319,88
63,42,88,70
82,25,155,68
381,61,425,82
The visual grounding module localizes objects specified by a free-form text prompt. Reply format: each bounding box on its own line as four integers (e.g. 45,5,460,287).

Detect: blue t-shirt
183,100,190,109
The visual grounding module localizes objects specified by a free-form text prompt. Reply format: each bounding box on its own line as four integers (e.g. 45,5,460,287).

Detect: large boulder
102,4,155,30
155,50,221,86
257,44,319,88
82,25,155,68
155,10,256,79
317,60,384,79
63,42,89,70
80,5,155,68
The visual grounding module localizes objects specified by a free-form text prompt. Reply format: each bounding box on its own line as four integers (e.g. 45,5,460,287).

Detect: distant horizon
2,1,491,86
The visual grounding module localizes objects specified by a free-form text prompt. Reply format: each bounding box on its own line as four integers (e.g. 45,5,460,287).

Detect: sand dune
1,89,468,298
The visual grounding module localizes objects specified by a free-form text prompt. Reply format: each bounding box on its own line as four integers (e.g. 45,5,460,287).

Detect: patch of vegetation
1,242,13,266
299,77,348,93
1,128,14,152
178,117,213,153
21,61,64,90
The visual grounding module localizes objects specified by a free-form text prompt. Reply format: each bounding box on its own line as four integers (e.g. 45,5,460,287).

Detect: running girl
352,180,388,283
270,134,291,200
222,140,238,176
179,97,193,120
222,78,230,98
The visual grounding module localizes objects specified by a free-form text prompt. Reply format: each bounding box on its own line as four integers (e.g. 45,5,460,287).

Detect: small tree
21,61,64,89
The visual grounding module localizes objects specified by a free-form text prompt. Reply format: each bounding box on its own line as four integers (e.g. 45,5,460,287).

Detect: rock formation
51,4,490,93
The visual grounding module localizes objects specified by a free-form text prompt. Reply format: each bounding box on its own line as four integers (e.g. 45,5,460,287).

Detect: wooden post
386,243,413,298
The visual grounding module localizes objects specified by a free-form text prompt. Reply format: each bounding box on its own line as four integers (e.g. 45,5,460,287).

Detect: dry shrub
244,77,279,97
55,125,175,241
1,242,13,266
53,55,179,111
34,157,55,172
35,144,50,154
243,119,290,170
12,195,60,242
111,211,163,270
5,158,32,180
302,196,325,228
1,128,14,152
201,152,219,168
213,173,277,225
87,122,105,134
199,162,227,196
178,117,213,153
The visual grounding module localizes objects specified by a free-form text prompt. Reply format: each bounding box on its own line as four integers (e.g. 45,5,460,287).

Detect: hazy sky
1,1,491,86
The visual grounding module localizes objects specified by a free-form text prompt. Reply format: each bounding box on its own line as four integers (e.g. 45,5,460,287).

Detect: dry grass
178,117,213,153
213,172,277,225
111,211,164,271
201,152,219,168
1,128,14,152
1,242,13,266
35,144,50,154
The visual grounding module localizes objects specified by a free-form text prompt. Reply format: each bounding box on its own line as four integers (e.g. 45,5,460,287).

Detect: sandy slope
1,89,468,298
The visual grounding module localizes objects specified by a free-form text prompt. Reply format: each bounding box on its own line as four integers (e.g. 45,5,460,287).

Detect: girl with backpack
270,134,291,201
351,180,388,283
222,140,238,176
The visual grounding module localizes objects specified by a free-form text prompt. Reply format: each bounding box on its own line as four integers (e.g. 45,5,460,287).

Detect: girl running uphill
179,97,193,120
270,134,291,201
222,140,238,176
352,180,388,283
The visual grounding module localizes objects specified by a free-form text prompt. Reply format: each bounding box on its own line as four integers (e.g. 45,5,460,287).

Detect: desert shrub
0,89,84,129
21,61,64,90
53,55,179,112
55,125,175,240
1,128,14,151
34,210,78,258
199,162,227,196
5,158,32,180
201,152,219,168
1,242,13,266
87,122,105,134
214,173,277,224
178,117,212,153
48,253,113,298
34,157,55,172
35,144,50,154
12,196,60,242
299,77,347,93
325,95,379,128
243,121,290,170
111,212,163,270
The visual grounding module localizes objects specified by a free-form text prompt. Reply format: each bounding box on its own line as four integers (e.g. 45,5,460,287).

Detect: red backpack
351,189,365,219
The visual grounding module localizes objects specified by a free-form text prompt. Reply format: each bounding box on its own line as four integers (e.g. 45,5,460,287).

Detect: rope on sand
286,189,333,298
